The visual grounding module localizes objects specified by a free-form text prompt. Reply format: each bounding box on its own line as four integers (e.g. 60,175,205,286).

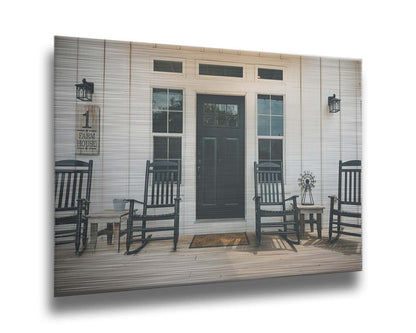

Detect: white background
1,1,414,332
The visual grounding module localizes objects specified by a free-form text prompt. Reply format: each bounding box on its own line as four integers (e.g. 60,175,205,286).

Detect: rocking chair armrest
284,195,299,202
76,198,89,204
76,199,90,213
328,195,338,203
124,199,144,205
252,195,260,201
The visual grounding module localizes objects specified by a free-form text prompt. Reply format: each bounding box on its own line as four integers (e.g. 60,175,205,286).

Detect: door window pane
203,103,239,128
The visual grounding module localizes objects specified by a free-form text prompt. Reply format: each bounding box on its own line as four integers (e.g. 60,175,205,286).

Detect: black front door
196,94,245,219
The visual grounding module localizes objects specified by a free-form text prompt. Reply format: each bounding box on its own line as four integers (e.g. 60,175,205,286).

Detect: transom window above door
152,88,183,133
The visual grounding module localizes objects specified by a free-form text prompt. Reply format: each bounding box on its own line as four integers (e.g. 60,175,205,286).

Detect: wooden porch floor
54,230,362,297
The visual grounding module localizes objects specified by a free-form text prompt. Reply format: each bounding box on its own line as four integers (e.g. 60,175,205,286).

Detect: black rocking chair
328,160,362,242
124,160,181,255
253,161,300,245
55,160,93,255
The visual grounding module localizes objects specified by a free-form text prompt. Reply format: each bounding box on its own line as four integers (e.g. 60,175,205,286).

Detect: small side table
298,205,325,238
88,210,130,251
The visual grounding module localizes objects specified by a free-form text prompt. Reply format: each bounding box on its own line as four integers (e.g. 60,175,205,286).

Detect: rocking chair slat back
254,162,284,205
55,160,93,213
338,160,361,206
145,160,181,209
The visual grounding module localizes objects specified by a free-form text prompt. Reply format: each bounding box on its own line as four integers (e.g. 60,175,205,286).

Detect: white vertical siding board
103,40,131,210
321,57,341,226
340,59,358,162
356,61,362,160
77,37,105,213
54,38,362,234
245,91,256,231
300,56,322,205
54,36,77,160
129,44,152,203
284,57,302,196
182,88,196,235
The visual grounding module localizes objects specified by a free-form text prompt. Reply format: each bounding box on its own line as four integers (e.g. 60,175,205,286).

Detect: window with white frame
257,94,284,163
152,88,183,173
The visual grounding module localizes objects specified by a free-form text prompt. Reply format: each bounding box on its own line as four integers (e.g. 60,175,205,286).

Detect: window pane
258,68,283,80
270,139,283,161
226,104,238,115
217,109,227,127
258,115,270,136
199,64,243,77
169,137,182,160
258,139,270,161
169,89,183,111
271,116,283,136
271,96,283,115
153,137,168,160
168,112,183,133
153,111,167,133
153,60,182,73
257,95,270,115
152,88,167,110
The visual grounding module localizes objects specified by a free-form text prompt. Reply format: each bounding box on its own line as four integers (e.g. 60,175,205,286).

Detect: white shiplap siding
54,37,362,233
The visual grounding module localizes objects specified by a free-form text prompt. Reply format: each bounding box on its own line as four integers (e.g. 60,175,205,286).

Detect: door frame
195,93,246,220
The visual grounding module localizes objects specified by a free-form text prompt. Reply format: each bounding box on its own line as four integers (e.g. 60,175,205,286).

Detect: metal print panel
54,36,362,297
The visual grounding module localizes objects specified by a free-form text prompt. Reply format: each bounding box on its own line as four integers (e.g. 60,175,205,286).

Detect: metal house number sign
76,104,100,155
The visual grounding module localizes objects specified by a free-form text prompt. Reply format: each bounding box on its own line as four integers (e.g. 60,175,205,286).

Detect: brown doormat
189,232,249,248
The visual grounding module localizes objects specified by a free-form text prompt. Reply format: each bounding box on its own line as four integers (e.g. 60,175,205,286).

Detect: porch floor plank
54,230,362,296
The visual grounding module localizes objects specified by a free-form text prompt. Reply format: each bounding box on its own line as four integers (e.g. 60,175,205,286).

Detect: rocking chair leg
173,220,179,251
125,235,152,255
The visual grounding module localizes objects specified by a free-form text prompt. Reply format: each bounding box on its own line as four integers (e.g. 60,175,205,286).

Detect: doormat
189,233,249,248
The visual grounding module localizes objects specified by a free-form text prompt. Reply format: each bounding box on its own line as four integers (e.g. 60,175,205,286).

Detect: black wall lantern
328,94,341,113
75,78,94,102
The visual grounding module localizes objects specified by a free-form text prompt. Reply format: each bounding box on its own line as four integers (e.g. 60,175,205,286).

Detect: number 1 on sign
82,110,91,128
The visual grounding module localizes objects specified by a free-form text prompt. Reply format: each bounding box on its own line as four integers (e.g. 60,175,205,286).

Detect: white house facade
54,36,362,236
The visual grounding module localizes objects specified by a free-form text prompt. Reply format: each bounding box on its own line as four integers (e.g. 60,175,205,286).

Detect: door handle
197,159,201,178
